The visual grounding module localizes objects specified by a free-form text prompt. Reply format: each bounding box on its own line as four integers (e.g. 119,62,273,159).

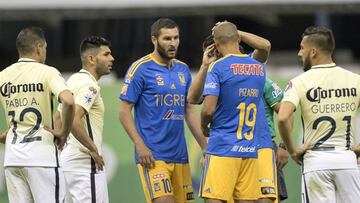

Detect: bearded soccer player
0,26,75,203
278,26,360,203
119,18,207,203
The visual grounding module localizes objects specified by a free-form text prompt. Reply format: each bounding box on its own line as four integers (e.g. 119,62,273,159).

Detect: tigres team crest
178,72,185,86
156,74,164,86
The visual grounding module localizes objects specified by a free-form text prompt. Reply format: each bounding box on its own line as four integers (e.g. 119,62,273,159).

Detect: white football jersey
60,69,104,173
283,63,360,172
0,58,68,167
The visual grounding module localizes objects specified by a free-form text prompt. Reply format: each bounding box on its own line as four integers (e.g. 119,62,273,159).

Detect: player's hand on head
80,148,105,171
136,142,155,169
276,148,289,169
44,126,67,150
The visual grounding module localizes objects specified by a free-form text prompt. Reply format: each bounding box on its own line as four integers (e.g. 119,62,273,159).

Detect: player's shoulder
208,55,231,72
68,71,98,87
173,58,189,67
127,55,153,76
33,63,60,75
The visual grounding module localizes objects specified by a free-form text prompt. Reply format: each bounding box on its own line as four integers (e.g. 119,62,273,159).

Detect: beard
156,41,176,61
302,53,312,72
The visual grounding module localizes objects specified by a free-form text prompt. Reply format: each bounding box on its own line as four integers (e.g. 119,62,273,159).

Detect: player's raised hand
202,44,217,67
80,148,105,171
136,142,155,169
44,126,67,150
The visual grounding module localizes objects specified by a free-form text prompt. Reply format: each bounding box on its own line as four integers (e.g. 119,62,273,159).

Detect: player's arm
238,30,271,63
71,104,104,171
272,102,289,169
188,44,217,104
54,110,62,131
0,129,8,144
201,95,218,137
119,100,155,168
185,103,207,153
48,90,75,150
278,101,307,165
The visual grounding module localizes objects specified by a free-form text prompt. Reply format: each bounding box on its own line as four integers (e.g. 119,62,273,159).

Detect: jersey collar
17,58,37,63
79,69,97,82
150,54,174,68
311,63,336,69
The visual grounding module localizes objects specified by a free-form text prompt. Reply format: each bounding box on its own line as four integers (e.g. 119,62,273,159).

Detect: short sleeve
282,80,300,107
47,67,69,100
119,63,144,104
75,84,100,112
203,64,220,97
264,78,283,107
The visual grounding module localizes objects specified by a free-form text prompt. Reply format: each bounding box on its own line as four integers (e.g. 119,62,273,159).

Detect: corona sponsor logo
306,87,357,103
0,82,44,98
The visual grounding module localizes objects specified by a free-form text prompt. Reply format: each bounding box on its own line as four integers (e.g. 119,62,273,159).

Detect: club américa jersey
120,54,192,163
283,63,360,172
203,54,266,158
0,58,69,167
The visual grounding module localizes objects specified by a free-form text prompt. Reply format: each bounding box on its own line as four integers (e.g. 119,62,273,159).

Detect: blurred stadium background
1,0,360,202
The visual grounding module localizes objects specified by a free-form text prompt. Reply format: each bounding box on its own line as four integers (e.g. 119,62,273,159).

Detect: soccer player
199,21,266,203
118,18,207,203
55,36,114,203
278,26,360,203
191,31,287,203
259,77,289,202
0,26,75,203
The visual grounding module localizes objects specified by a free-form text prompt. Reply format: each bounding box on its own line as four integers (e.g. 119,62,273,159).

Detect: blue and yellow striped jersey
203,54,266,158
120,54,192,163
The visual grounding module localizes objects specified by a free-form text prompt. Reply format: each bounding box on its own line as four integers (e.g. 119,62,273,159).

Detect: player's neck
151,51,173,67
220,48,241,57
83,66,100,81
311,56,334,67
19,54,41,63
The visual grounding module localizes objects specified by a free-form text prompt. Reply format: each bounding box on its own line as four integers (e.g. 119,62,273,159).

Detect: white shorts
64,171,109,203
5,166,66,203
302,169,360,203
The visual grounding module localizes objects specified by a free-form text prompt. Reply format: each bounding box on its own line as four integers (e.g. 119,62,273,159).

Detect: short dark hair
151,18,179,37
80,36,111,56
202,35,214,50
16,26,46,55
302,26,335,54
